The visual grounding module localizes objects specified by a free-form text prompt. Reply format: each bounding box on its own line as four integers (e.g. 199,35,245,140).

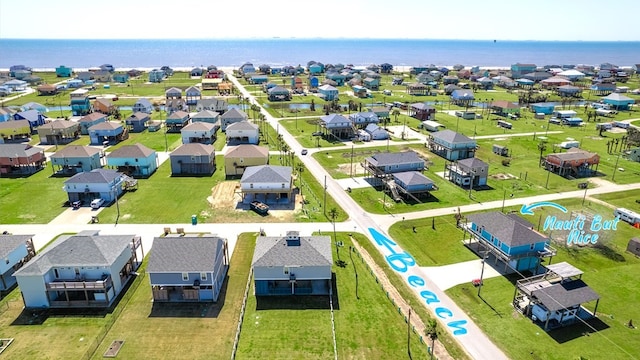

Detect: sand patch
490,173,518,180
208,181,240,209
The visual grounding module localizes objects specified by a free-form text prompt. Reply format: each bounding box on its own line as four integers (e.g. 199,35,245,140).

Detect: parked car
72,200,82,209
90,198,105,209
301,149,308,155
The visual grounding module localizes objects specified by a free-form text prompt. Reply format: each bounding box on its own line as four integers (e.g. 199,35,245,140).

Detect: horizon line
1,37,640,42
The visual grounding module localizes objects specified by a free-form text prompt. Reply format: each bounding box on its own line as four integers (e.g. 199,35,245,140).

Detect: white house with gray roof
220,108,249,131
252,231,332,296
181,121,217,145
14,230,143,309
240,165,292,204
226,120,259,145
363,150,425,175
147,236,229,302
63,168,126,204
195,98,228,113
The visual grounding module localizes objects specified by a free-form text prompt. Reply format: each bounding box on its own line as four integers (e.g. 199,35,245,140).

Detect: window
283,267,289,275
54,269,59,278
250,184,253,188
182,272,189,281
530,243,535,250
282,183,285,188
200,272,207,281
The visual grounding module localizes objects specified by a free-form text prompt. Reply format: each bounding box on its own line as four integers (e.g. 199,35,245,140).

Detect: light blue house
0,108,11,122
148,236,229,302
308,76,319,90
446,157,489,187
363,151,425,174
50,145,103,175
88,121,124,145
602,93,635,110
0,234,36,292
63,169,127,203
309,63,323,74
191,110,220,128
364,123,388,140
530,103,555,115
106,143,158,178
70,88,91,116
363,77,380,90
450,90,475,106
392,171,434,193
249,75,269,84
427,129,477,161
326,72,346,86
112,73,129,83
148,69,165,83
349,111,379,128
132,98,154,114
67,79,83,88
511,63,537,78
4,79,28,91
55,65,73,77
252,231,332,296
466,212,556,272
78,112,108,135
14,230,143,309
318,84,338,101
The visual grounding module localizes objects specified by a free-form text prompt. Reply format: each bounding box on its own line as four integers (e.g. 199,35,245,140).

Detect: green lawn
0,166,69,224
89,232,255,360
235,232,432,359
388,198,640,359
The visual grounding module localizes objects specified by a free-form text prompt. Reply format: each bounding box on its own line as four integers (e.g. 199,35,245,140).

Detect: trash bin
191,214,197,225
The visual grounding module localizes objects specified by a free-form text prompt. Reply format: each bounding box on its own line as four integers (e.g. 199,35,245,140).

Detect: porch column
593,299,600,316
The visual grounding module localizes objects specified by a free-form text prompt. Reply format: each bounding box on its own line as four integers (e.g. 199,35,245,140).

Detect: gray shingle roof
226,120,258,131
221,108,247,120
0,120,29,131
0,234,33,258
79,112,107,123
467,212,548,247
107,144,154,159
15,233,136,276
171,143,215,156
241,165,291,183
365,151,423,167
457,157,488,169
147,236,226,273
252,235,332,267
531,279,599,312
64,169,122,185
225,145,269,158
182,122,216,131
51,145,101,158
89,121,122,131
192,110,219,119
0,144,44,158
430,129,473,144
393,171,433,186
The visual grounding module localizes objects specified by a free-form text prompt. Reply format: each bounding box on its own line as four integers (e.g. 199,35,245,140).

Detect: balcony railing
46,275,112,291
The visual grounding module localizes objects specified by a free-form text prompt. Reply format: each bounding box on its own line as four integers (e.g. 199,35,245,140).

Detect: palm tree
281,143,290,166
537,140,547,162
391,108,400,127
328,207,340,260
295,161,305,200
425,319,438,360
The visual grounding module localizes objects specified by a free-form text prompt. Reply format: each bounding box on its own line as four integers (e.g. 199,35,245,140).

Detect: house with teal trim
112,73,129,83
106,143,158,178
530,103,555,115
602,93,635,110
166,111,190,133
318,84,338,101
148,69,165,83
249,75,268,84
309,63,323,75
148,236,229,302
252,231,332,296
268,86,291,101
70,88,91,116
55,65,73,77
191,110,220,129
427,129,477,161
511,63,537,78
125,112,150,133
466,212,556,272
50,145,103,175
326,72,345,86
349,111,379,129
363,77,380,90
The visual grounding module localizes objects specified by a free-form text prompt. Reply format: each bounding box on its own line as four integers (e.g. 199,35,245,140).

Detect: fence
230,268,253,360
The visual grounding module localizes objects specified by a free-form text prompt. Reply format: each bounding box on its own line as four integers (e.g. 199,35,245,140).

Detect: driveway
48,206,103,225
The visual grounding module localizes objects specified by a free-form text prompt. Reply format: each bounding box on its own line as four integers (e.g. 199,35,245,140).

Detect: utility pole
612,152,621,181
582,181,589,206
478,250,489,297
350,144,354,177
407,301,412,356
323,175,327,215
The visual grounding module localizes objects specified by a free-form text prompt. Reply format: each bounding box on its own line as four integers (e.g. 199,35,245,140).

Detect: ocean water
1,38,639,69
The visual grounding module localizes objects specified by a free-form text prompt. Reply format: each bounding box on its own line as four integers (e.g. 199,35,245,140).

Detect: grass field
235,232,433,359
386,197,640,359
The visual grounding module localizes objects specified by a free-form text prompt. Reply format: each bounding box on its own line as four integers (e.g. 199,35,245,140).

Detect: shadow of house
255,273,339,310
169,143,216,176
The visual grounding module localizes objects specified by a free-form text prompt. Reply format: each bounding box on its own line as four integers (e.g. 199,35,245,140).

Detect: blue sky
1,0,638,41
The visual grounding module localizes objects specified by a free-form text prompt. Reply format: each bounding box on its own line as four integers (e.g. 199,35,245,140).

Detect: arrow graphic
520,201,567,215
